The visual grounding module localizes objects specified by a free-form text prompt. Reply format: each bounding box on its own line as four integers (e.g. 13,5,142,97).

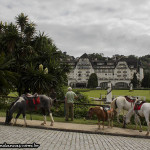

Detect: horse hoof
41,123,45,125
145,133,149,136
50,123,54,126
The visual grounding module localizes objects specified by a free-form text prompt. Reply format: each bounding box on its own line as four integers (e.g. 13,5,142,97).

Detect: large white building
66,53,144,88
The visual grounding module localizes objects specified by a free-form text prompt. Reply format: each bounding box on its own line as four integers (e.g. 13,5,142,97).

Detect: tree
0,54,18,94
88,53,105,61
15,13,28,35
87,73,98,88
2,23,19,54
131,73,139,88
0,13,70,96
141,73,150,88
140,55,150,74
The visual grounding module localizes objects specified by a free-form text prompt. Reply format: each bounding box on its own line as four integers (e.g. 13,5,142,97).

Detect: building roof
80,53,89,59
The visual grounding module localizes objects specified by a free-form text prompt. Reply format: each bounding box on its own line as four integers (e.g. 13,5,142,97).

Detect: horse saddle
22,93,40,109
125,96,136,103
134,100,145,111
103,105,110,112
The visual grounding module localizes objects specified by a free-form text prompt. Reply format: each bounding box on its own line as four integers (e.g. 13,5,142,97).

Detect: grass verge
0,111,147,132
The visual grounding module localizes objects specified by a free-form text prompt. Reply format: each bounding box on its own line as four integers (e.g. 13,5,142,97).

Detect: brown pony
87,106,114,130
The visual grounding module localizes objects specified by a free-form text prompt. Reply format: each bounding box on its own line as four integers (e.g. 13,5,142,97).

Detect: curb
1,122,149,139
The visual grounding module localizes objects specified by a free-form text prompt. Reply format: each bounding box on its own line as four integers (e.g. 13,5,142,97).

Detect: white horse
123,101,150,136
111,96,137,123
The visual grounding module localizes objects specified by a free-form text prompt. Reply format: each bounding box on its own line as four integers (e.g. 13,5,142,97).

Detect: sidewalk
0,117,149,139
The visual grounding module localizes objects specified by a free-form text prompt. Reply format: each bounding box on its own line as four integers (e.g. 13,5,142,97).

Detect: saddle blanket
26,97,40,105
103,105,110,112
26,97,40,110
125,96,136,103
134,101,145,110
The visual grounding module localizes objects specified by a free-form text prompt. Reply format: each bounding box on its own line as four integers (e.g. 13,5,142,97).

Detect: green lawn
8,92,18,97
81,90,150,102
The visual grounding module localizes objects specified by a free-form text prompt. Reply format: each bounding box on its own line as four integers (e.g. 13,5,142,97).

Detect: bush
0,97,16,110
51,90,91,118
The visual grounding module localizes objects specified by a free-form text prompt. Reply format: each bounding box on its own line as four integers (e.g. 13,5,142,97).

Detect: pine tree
131,73,139,88
87,73,98,88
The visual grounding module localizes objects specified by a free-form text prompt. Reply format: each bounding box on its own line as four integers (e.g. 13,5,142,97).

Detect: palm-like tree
21,66,56,94
2,23,19,53
15,13,28,35
0,21,3,34
0,54,18,94
24,22,36,42
1,13,70,97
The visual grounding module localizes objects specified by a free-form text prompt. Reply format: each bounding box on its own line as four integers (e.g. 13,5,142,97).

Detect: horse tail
111,98,117,110
111,98,118,117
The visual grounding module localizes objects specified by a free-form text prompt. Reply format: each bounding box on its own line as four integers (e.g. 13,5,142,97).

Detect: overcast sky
1,0,150,57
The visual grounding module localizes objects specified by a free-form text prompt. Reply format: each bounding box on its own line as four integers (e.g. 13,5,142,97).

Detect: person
65,87,77,121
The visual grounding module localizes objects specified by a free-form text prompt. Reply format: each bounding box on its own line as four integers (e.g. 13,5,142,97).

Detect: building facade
66,53,144,89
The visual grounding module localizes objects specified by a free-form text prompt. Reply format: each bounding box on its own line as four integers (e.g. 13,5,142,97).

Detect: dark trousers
65,103,74,121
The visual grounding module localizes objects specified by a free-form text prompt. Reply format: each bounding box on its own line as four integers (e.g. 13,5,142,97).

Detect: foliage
51,90,91,118
0,13,70,97
131,73,139,88
87,73,98,88
0,54,18,95
140,55,150,73
88,53,105,61
141,72,150,88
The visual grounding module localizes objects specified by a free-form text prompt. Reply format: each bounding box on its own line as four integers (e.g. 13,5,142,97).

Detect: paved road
0,125,150,150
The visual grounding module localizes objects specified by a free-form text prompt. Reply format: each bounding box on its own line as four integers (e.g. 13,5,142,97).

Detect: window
78,74,81,77
97,63,104,65
123,71,127,73
107,63,114,65
117,75,121,77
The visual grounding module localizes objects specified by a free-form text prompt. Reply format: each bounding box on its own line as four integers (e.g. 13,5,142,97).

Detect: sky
1,0,150,58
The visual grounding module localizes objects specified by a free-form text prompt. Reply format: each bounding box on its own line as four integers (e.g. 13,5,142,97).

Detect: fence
90,94,146,102
0,96,109,119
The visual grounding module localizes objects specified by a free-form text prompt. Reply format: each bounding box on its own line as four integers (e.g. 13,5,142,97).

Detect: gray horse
5,94,55,126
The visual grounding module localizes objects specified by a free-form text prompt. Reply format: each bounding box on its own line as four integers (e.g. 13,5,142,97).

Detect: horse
123,100,150,136
87,106,114,130
111,96,137,123
5,94,55,126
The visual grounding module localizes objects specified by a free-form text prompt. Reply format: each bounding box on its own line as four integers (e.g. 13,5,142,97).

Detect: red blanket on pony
134,101,145,110
26,97,40,110
125,96,136,103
